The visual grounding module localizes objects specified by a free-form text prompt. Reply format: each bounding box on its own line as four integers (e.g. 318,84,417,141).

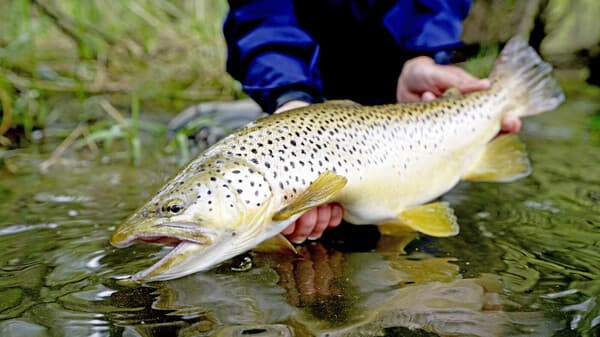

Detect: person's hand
274,100,310,114
275,100,345,244
279,57,523,244
282,204,344,244
396,56,521,133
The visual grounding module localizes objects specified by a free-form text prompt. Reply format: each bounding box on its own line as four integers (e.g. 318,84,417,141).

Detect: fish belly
337,127,493,225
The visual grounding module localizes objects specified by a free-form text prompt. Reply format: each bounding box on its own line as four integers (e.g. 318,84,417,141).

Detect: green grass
3,0,593,167
0,0,240,165
462,43,500,79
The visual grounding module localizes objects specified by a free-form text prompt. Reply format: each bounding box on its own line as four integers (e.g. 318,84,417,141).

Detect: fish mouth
110,221,213,248
109,221,219,282
110,232,204,248
131,240,210,282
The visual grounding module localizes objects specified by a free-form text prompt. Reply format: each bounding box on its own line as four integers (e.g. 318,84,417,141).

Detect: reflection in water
143,238,559,337
0,86,599,336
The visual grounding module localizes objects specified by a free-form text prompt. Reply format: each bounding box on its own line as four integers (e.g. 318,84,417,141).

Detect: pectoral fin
464,134,531,182
273,171,347,221
254,235,297,254
379,202,459,237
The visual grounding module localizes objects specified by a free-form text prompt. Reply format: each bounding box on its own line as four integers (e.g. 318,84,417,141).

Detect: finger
460,78,490,93
329,204,343,228
421,91,437,101
281,222,295,235
308,205,331,240
309,204,331,240
432,66,490,93
501,115,522,134
289,208,318,243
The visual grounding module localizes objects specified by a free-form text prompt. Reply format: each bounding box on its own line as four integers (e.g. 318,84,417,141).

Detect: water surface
0,84,599,337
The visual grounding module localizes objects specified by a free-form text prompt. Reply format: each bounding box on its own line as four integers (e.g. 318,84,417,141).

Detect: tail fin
490,36,565,117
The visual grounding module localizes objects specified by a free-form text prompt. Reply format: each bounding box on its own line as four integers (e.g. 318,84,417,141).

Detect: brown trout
110,37,564,282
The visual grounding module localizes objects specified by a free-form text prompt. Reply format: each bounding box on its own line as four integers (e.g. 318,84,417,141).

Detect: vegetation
0,0,598,168
0,2,598,335
0,0,239,166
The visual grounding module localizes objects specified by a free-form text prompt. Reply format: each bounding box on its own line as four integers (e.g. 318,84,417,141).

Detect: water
0,86,599,337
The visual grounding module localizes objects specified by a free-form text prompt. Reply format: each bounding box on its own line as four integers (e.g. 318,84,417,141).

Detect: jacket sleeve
224,0,323,113
383,0,471,64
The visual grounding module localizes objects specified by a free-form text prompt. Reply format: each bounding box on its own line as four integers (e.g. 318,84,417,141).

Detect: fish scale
212,93,501,224
110,37,565,282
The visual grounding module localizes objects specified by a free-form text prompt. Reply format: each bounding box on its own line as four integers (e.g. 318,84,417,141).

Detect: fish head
110,158,276,282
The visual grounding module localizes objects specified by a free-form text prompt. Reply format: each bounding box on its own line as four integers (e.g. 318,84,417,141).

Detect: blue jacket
224,0,471,113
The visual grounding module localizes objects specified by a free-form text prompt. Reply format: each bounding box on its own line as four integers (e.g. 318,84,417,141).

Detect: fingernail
307,236,319,241
480,79,491,88
291,238,305,244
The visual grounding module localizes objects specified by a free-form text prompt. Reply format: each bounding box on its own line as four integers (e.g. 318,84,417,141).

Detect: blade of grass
40,123,86,173
99,99,128,126
0,88,11,137
128,94,141,165
175,131,189,165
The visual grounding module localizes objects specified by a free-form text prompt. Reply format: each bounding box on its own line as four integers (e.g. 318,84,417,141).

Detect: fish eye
162,199,185,215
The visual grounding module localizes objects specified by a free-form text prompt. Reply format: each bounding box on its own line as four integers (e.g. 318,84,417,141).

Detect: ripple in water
0,91,599,336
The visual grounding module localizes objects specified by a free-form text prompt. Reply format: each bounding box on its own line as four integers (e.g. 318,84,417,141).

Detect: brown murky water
0,85,599,337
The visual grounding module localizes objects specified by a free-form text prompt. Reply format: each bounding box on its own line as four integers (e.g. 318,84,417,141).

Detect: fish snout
109,227,137,248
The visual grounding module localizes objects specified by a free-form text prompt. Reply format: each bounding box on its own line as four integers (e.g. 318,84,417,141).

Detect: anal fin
464,134,531,182
379,202,459,238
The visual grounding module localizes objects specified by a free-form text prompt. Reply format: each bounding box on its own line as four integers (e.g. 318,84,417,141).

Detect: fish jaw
110,218,221,282
128,214,293,283
131,241,213,282
130,230,264,282
109,220,214,248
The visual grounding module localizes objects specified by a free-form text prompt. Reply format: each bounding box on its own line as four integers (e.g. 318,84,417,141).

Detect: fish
110,37,564,282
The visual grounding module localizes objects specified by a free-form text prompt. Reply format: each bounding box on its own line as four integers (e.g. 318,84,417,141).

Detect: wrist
275,90,319,113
